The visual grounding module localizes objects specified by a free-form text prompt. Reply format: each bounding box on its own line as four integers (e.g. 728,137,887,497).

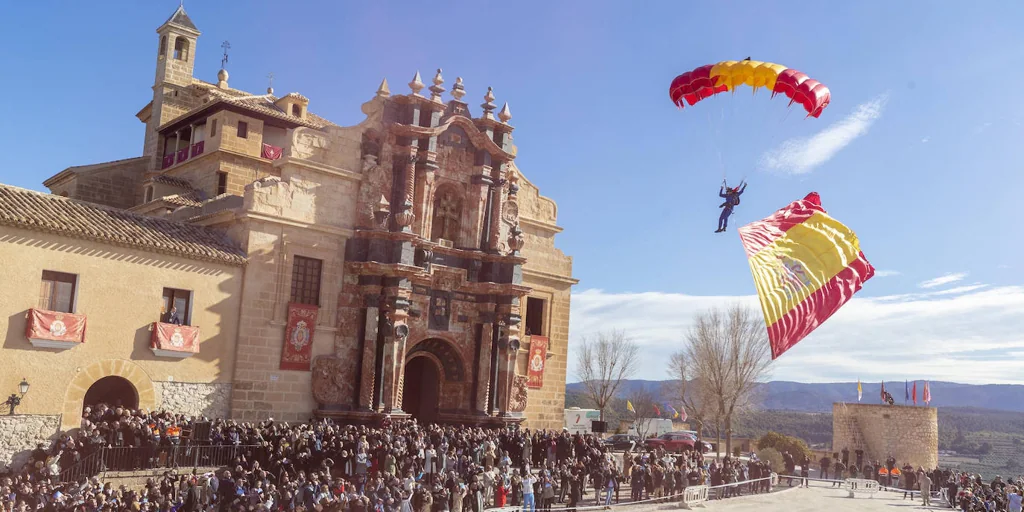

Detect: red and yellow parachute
669,60,831,118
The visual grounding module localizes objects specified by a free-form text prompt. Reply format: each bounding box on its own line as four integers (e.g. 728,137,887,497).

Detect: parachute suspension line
705,102,727,182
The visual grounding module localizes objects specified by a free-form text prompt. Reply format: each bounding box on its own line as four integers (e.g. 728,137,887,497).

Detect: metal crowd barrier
58,444,258,483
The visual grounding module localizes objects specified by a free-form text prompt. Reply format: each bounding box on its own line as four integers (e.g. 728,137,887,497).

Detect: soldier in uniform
832,459,847,487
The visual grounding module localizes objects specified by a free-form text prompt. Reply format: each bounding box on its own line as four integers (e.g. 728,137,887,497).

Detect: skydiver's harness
719,180,742,208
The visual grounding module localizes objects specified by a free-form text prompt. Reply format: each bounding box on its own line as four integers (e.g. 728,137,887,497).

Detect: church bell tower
143,5,201,166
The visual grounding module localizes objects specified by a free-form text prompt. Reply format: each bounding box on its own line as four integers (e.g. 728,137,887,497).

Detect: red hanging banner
151,323,200,354
281,303,318,371
527,335,548,389
26,308,87,344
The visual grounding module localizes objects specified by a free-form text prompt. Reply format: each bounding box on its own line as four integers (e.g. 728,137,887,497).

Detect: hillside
565,380,1024,413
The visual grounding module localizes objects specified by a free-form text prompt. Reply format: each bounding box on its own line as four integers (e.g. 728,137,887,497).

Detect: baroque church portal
0,4,576,451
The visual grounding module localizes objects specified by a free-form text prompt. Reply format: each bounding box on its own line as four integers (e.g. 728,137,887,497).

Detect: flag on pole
668,404,680,419
653,404,661,417
627,400,635,413
679,406,688,423
738,192,875,359
905,380,909,404
880,381,885,402
912,381,917,405
857,379,862,402
923,382,931,404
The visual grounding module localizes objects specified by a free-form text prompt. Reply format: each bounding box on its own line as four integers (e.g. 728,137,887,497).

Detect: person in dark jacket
715,181,747,233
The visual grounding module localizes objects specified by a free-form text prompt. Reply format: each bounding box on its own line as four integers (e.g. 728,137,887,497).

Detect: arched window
159,36,167,57
431,188,462,242
291,104,301,117
173,37,189,61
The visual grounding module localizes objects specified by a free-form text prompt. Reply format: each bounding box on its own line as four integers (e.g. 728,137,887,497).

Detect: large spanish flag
738,192,874,359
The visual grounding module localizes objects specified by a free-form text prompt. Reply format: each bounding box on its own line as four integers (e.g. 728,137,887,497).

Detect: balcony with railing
26,308,87,349
150,322,200,358
161,141,207,170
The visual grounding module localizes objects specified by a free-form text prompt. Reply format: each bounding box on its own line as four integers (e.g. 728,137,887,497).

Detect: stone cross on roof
220,41,231,69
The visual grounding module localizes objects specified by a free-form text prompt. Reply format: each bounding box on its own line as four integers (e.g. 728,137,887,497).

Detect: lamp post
5,378,29,415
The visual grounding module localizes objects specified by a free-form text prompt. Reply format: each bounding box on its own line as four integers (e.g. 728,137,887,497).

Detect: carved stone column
471,166,493,250
380,302,410,413
475,319,494,414
357,304,380,410
487,164,506,251
497,306,522,415
394,147,418,230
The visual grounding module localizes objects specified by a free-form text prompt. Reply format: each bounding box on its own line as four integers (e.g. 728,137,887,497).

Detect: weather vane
267,72,274,90
220,41,231,69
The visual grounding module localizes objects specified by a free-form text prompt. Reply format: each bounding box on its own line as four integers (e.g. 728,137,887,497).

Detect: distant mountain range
565,380,1024,413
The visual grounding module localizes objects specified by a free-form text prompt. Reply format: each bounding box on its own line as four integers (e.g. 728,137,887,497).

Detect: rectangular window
237,121,248,139
216,172,228,195
39,270,78,313
290,256,323,306
526,297,545,337
161,287,192,325
210,119,217,137
144,186,154,203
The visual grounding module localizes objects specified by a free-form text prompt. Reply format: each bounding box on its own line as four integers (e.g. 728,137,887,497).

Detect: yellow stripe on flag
748,212,862,327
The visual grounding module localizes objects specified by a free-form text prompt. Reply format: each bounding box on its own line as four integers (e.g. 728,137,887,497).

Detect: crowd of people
0,403,776,512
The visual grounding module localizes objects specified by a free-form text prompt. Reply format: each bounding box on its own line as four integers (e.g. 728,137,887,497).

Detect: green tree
756,431,813,462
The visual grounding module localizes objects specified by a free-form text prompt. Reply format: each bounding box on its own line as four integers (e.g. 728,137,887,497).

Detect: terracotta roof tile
0,184,245,266
151,174,195,190
162,190,205,207
178,82,337,130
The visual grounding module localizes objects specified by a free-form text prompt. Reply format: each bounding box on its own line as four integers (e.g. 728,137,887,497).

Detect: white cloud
918,272,968,289
760,94,888,174
873,270,901,277
921,137,930,143
568,285,1024,384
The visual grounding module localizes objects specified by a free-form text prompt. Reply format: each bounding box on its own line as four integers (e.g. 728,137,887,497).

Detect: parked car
602,434,640,450
644,432,697,453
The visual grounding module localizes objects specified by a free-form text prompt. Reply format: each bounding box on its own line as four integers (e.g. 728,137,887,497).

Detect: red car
644,432,697,453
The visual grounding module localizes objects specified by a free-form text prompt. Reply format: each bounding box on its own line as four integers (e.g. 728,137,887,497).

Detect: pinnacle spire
408,71,425,96
451,77,466,101
498,102,512,123
429,68,446,101
480,87,497,120
377,78,391,98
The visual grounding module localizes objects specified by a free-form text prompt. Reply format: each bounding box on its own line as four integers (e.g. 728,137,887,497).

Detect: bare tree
628,386,657,440
679,304,772,457
666,353,717,443
575,330,640,421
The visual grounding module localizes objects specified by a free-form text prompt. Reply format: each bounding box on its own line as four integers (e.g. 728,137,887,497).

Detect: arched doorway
402,356,441,424
84,376,139,411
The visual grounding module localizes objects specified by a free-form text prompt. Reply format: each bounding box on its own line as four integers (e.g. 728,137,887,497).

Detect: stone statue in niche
429,293,451,331
358,148,390,229
431,190,461,242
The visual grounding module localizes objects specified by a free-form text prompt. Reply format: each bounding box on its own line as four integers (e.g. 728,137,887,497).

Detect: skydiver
715,180,746,233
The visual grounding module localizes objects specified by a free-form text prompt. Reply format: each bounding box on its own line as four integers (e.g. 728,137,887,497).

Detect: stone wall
157,382,232,419
0,415,61,469
45,157,150,209
832,403,938,469
516,165,576,431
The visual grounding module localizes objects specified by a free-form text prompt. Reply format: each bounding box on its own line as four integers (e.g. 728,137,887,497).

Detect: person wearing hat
715,180,747,233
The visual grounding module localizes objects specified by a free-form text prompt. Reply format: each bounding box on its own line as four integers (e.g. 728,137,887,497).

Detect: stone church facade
0,6,574,463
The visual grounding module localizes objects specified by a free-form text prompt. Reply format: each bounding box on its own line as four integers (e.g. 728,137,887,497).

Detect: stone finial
377,78,391,98
429,68,446,101
217,68,229,89
481,87,497,119
498,102,512,123
267,86,274,94
452,77,466,101
409,71,425,96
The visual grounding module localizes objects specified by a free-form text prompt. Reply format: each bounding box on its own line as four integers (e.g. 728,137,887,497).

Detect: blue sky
2,2,1022,383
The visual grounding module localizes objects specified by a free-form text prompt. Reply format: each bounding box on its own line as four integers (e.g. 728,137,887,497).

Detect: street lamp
5,378,29,415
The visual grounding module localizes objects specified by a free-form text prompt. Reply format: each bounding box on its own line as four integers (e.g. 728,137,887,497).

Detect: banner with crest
527,335,548,389
281,303,318,371
151,323,200,354
26,308,87,343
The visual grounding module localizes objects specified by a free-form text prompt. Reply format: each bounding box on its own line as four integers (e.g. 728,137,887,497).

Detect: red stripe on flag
738,192,824,258
767,252,875,359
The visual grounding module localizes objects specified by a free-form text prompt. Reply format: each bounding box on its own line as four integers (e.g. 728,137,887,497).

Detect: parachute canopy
669,60,831,118
738,193,873,359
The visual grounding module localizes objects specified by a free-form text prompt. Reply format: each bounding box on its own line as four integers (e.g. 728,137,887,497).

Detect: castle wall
832,403,938,469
